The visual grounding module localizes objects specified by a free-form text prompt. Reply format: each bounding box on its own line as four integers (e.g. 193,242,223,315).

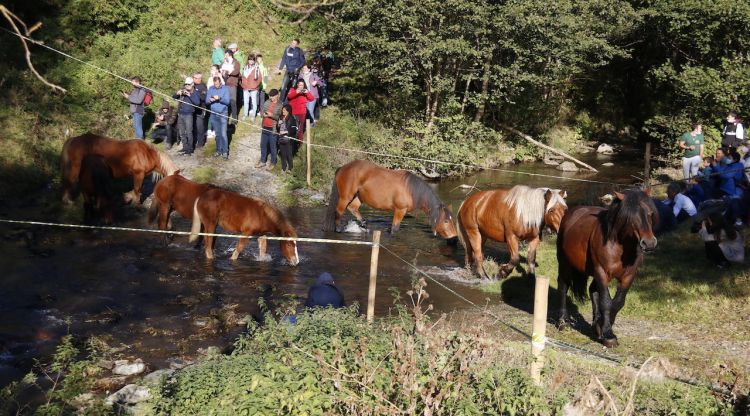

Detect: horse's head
543,189,568,233
612,189,658,252
280,234,300,266
434,204,458,242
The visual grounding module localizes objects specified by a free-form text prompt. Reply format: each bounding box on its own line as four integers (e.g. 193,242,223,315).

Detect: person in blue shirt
277,38,306,100
206,76,231,160
172,77,202,155
304,272,345,309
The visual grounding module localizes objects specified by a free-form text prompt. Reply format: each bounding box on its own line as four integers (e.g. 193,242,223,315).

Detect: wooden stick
366,230,381,322
501,124,598,172
306,119,312,187
258,236,267,259
530,274,550,385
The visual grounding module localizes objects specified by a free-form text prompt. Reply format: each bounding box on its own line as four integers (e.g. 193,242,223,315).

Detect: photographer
149,100,177,147
692,212,744,268
276,104,299,174
286,79,314,153
172,77,201,155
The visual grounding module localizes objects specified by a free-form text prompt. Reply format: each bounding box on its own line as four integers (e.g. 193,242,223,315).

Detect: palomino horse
148,174,215,243
322,160,458,241
189,188,299,265
79,154,115,224
61,132,179,205
456,185,567,279
557,189,658,347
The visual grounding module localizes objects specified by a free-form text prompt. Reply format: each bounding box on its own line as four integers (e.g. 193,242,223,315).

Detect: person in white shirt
694,212,744,268
665,182,697,221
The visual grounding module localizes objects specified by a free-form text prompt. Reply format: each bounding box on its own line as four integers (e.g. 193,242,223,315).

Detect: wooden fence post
258,237,267,259
306,119,312,188
644,141,652,186
367,230,381,323
530,274,550,385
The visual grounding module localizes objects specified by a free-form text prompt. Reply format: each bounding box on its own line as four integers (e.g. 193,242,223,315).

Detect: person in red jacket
287,79,315,153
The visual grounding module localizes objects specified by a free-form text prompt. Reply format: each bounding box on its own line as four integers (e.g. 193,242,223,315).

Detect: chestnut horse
189,188,299,265
322,160,458,241
79,155,115,224
148,174,215,242
456,185,567,279
557,189,658,348
61,132,179,205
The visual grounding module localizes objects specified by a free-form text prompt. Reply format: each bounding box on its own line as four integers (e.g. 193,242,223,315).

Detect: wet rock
98,359,114,370
113,359,146,376
556,161,580,172
596,143,614,154
543,154,564,166
143,369,175,384
105,384,151,409
95,376,129,391
167,358,192,370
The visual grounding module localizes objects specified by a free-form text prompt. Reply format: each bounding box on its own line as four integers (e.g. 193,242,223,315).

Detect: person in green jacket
680,123,704,179
211,37,224,66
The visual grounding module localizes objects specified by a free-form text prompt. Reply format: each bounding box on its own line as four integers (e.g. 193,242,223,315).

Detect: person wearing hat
304,272,345,309
227,43,245,73
172,76,201,155
149,100,177,147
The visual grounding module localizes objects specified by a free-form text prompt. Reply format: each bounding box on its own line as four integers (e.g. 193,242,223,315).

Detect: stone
105,384,151,407
143,369,175,384
94,376,129,392
543,154,564,166
113,359,146,376
556,161,580,172
596,143,614,154
309,193,325,201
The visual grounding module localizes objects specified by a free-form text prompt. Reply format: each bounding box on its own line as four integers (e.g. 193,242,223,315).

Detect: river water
0,150,642,386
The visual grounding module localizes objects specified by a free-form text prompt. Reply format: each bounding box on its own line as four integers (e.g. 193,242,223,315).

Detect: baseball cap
184,76,194,85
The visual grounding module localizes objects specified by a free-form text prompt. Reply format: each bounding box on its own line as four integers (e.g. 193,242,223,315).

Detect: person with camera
192,72,208,148
277,39,306,99
298,64,325,125
172,77,201,155
276,104,299,174
257,89,281,169
149,100,177,147
121,76,147,139
692,211,744,268
287,79,315,153
206,76,231,160
679,123,704,179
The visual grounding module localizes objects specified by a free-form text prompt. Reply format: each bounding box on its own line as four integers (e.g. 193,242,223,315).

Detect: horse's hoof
358,220,367,229
602,337,619,348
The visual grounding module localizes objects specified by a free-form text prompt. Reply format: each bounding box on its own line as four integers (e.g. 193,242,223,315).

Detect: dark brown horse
189,188,299,265
322,160,458,240
148,174,215,242
61,132,179,205
556,189,658,347
79,154,115,224
456,185,567,279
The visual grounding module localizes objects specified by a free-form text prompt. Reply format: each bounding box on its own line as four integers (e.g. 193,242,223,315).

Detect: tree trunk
474,53,492,123
460,73,472,115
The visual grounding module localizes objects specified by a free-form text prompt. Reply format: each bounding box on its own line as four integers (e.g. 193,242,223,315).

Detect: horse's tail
189,198,202,243
569,273,588,301
60,136,74,203
147,195,160,224
322,174,339,231
455,199,467,250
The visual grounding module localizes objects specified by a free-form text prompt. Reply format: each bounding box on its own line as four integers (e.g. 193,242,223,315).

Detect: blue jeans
243,89,259,120
260,129,277,164
210,113,228,155
306,100,316,125
132,112,144,139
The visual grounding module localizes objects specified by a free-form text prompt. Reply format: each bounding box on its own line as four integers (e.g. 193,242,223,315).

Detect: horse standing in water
60,133,178,205
189,188,299,265
79,154,115,224
148,175,215,243
323,160,458,241
456,186,567,279
556,189,658,348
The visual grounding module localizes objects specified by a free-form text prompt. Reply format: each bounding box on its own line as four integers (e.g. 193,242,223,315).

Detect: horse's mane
604,189,654,242
151,147,179,180
503,185,567,230
405,172,444,226
261,202,297,237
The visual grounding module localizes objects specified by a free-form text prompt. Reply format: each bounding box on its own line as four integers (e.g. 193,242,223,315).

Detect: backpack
144,90,153,106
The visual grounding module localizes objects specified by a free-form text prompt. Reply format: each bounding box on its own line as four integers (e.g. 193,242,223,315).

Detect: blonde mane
153,149,179,180
502,185,567,230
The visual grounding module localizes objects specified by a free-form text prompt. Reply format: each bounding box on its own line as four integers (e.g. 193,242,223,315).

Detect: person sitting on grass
654,182,697,235
304,272,345,309
692,211,744,268
149,100,177,147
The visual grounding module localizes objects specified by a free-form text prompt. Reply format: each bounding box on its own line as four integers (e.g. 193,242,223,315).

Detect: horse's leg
498,234,520,279
589,280,602,340
62,159,80,205
203,222,216,259
609,284,630,326
231,237,249,260
130,172,145,207
556,262,571,330
158,204,172,246
346,197,367,228
599,282,618,348
333,192,354,232
466,229,487,279
526,236,541,277
389,208,408,234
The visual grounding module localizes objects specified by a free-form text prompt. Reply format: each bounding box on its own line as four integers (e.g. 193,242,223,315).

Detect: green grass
191,166,217,184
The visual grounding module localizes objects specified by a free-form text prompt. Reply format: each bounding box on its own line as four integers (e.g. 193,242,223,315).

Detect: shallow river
0,150,642,386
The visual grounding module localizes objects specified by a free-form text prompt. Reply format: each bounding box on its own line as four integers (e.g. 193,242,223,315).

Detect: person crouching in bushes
276,104,299,174
692,212,744,268
149,100,177,147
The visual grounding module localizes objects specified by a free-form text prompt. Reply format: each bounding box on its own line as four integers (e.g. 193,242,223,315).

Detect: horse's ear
614,191,626,201
544,189,552,201
174,169,181,176
559,190,567,199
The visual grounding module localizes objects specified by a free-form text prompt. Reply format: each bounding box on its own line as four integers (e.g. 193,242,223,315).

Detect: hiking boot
265,163,276,171
222,153,229,160
255,161,265,168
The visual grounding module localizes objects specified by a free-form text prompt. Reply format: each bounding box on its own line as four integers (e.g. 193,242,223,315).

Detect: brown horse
322,160,458,241
79,155,115,224
456,185,568,279
148,174,215,242
189,188,299,265
61,132,179,205
556,189,658,347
